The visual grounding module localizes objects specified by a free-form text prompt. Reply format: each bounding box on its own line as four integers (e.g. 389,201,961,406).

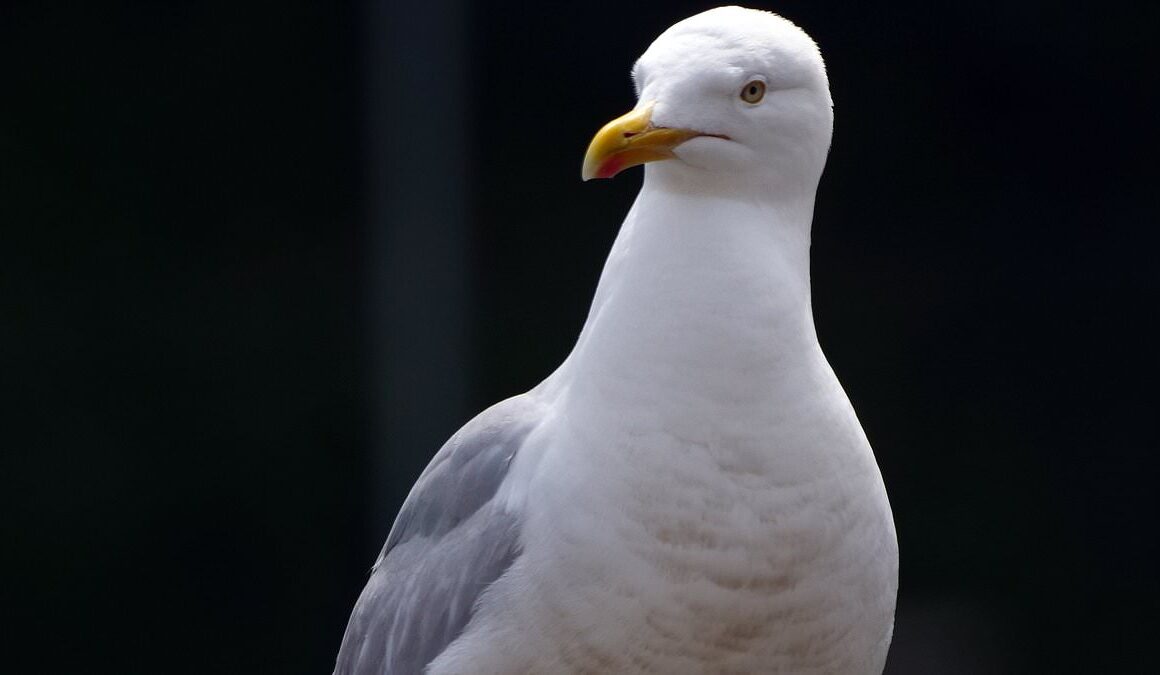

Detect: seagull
335,6,898,674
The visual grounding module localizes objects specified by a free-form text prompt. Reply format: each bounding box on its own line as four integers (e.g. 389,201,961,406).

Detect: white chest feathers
431,403,899,675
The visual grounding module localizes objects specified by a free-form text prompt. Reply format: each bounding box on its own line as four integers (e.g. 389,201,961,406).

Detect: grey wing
333,394,540,675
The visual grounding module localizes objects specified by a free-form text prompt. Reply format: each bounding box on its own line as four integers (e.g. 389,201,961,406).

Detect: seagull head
582,6,833,195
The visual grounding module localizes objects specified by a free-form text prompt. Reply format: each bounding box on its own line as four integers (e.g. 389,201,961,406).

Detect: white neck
553,166,827,434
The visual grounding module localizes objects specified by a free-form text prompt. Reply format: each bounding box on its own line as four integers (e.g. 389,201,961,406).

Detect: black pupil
748,85,759,97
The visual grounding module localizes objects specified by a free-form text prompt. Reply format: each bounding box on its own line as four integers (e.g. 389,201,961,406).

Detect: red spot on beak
596,155,626,179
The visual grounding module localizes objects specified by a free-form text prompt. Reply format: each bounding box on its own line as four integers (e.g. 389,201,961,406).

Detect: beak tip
582,157,624,182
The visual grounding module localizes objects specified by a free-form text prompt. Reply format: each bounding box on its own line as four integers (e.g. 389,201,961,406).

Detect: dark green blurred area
2,1,1156,673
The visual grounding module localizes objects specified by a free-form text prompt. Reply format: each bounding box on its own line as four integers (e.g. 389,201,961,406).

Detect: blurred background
3,1,1156,672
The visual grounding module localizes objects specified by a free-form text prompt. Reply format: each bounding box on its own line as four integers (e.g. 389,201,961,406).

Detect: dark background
3,1,1156,673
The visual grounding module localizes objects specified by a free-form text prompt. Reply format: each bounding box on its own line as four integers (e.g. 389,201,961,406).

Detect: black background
4,1,1157,673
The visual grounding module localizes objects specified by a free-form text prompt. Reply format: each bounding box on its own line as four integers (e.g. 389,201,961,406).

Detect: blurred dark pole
362,0,470,542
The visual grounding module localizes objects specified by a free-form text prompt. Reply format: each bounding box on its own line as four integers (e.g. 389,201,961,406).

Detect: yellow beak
581,103,703,181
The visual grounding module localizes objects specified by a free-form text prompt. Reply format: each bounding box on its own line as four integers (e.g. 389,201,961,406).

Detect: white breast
430,364,897,674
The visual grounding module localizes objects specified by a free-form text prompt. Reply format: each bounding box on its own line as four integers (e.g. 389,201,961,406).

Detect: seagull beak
581,103,703,181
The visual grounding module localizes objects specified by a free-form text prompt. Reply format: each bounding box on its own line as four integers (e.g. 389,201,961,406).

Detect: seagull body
336,7,898,674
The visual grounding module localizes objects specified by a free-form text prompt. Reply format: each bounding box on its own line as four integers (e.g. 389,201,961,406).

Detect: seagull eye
740,80,766,104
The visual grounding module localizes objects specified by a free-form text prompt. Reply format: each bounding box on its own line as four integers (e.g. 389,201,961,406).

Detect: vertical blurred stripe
362,0,470,543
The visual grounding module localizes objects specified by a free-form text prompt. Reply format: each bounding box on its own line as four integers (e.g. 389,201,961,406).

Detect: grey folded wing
334,395,540,674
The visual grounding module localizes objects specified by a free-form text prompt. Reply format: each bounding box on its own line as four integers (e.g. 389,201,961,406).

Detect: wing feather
334,395,540,674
